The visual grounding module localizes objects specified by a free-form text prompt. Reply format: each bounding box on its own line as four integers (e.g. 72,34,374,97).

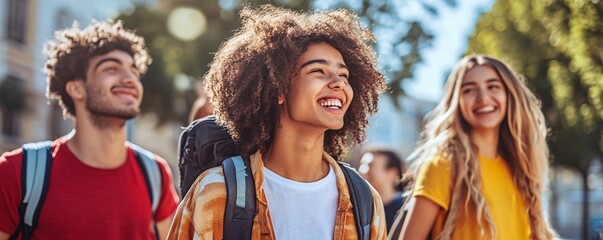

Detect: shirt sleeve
413,154,452,211
154,156,180,222
0,150,23,235
167,167,227,239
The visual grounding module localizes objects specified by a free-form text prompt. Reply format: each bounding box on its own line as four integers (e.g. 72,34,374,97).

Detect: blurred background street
0,0,601,239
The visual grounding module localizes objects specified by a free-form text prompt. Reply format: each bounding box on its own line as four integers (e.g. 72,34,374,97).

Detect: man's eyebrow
299,59,348,70
94,58,122,71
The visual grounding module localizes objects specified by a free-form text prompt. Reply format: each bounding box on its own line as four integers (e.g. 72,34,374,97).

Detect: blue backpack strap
11,141,54,240
222,155,256,239
128,142,162,240
338,162,373,240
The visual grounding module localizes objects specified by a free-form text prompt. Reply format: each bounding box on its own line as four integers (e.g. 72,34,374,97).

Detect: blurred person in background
359,148,407,232
188,81,213,122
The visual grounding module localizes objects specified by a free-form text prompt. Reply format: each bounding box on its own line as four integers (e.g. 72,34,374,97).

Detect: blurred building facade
550,162,603,239
344,93,435,173
365,94,435,158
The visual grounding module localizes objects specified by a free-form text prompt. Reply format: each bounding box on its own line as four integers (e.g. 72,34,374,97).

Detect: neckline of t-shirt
61,142,132,171
262,165,335,191
478,155,502,162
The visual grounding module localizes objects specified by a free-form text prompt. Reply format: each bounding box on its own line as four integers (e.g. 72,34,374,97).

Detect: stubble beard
85,88,140,129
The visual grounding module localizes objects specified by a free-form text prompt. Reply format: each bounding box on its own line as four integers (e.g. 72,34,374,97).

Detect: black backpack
10,140,163,240
178,115,374,240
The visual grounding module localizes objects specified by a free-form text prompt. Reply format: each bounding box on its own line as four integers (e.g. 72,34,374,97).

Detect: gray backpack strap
128,142,162,240
127,142,162,214
12,141,54,240
222,155,256,239
339,162,373,240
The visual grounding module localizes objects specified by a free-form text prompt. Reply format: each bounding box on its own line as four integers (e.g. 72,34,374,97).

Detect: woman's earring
278,97,284,105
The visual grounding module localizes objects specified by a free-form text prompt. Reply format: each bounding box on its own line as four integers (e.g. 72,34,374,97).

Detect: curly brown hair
205,5,387,160
44,20,150,117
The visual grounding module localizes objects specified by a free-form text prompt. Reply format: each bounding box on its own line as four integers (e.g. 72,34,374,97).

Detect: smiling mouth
111,87,138,99
474,106,496,113
318,98,343,109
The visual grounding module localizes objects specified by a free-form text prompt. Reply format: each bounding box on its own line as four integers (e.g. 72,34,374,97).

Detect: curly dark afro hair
206,5,387,160
44,20,150,117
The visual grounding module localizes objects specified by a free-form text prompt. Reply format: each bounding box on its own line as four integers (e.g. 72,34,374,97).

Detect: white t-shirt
262,166,339,240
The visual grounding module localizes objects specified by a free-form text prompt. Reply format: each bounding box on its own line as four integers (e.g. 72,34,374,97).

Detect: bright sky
314,0,495,103
404,0,495,102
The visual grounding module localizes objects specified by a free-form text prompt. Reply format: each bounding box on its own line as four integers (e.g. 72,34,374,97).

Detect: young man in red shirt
0,20,179,240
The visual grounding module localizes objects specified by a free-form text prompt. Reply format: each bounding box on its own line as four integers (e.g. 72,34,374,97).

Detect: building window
1,107,20,137
49,102,70,139
6,0,27,43
0,76,25,137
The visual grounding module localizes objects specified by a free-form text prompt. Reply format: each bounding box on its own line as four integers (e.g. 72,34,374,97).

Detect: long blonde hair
408,55,556,239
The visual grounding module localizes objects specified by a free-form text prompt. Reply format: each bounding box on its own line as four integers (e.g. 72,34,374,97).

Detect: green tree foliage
467,1,602,239
117,0,311,124
118,7,175,124
315,0,456,107
120,0,458,124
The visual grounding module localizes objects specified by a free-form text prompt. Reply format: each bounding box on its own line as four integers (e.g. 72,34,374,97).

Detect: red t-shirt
0,140,179,239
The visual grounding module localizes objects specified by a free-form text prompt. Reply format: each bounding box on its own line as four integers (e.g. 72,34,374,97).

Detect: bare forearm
400,196,440,240
157,214,174,240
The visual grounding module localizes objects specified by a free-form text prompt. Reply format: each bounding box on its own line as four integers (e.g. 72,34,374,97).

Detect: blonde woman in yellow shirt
398,55,557,239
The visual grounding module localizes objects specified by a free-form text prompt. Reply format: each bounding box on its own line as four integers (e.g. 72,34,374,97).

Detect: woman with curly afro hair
169,4,388,240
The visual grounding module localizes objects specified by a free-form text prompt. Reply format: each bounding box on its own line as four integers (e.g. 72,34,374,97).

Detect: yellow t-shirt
413,154,531,239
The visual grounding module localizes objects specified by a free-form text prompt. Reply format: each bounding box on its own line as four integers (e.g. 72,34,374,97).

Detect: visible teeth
329,99,342,107
319,99,342,109
476,106,495,113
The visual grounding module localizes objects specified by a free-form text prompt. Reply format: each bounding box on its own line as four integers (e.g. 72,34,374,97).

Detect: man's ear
65,80,85,100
